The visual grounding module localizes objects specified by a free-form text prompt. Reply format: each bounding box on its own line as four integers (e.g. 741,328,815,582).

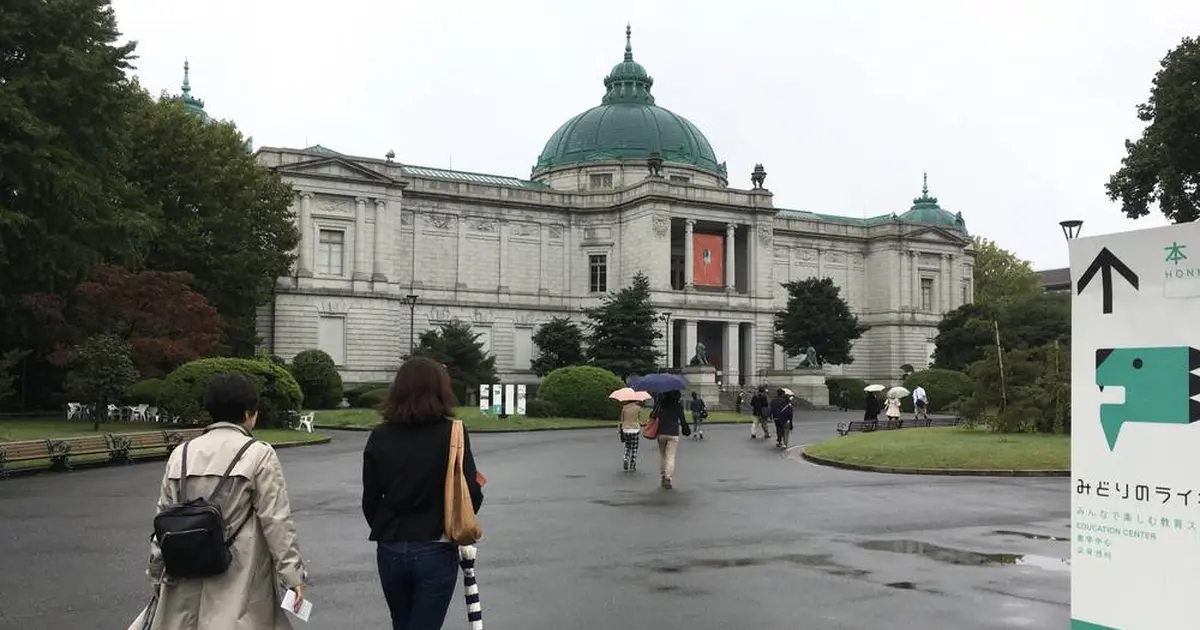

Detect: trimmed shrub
538,366,624,420
358,387,390,410
289,349,343,410
901,368,972,413
525,399,562,418
159,357,303,428
128,378,163,405
825,377,869,410
345,382,390,408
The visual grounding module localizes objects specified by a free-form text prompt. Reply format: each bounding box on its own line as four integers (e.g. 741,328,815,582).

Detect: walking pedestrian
651,391,687,489
688,391,708,440
770,389,794,449
749,386,771,440
884,394,902,427
912,385,929,422
864,392,881,427
363,356,485,630
618,399,642,471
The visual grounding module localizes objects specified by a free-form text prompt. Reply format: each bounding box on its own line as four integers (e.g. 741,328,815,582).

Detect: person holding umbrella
610,387,651,472
884,386,908,427
649,390,688,489
769,388,795,449
749,386,771,440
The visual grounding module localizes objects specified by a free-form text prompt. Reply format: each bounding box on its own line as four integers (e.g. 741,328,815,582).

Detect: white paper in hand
281,589,313,623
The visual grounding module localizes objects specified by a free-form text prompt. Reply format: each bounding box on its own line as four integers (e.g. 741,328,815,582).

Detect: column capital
355,196,368,205
374,198,387,208
299,191,313,200
942,252,952,260
685,218,696,229
726,222,736,233
909,250,918,258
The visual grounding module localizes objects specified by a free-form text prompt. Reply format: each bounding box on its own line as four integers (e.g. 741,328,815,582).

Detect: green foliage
413,320,497,401
525,398,562,418
774,278,867,365
826,377,869,410
128,378,163,405
584,272,662,378
956,342,1070,434
932,303,998,371
0,350,29,405
159,357,303,428
901,369,972,413
538,366,624,420
345,383,390,408
530,317,586,376
1106,36,1200,223
971,237,1043,310
357,387,390,409
289,349,344,409
66,334,139,430
933,293,1069,372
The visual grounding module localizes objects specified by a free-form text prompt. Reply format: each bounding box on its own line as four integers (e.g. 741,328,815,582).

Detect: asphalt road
0,413,1070,630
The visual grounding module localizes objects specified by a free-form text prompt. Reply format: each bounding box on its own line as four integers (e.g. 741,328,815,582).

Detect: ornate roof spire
624,23,633,62
913,171,938,205
922,171,929,196
602,24,655,105
181,59,191,96
179,59,208,119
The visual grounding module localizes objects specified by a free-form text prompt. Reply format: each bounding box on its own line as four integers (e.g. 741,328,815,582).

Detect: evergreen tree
66,333,139,431
584,272,662,379
530,317,585,376
773,277,867,366
413,321,497,401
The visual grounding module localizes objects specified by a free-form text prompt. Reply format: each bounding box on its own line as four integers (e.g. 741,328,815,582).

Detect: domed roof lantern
899,172,969,233
179,59,209,121
602,25,655,105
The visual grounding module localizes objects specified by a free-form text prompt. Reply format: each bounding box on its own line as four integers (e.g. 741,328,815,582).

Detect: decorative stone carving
468,218,497,233
318,301,348,315
429,307,452,322
514,312,538,327
774,247,790,261
512,222,537,238
853,254,865,267
472,309,494,325
318,198,351,215
825,251,843,264
424,214,453,230
798,249,815,262
757,225,772,245
652,214,669,238
548,225,564,240
401,212,412,226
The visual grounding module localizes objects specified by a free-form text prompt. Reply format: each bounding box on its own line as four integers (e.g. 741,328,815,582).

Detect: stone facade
253,147,975,387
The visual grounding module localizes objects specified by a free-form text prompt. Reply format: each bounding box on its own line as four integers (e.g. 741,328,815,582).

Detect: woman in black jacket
362,356,484,630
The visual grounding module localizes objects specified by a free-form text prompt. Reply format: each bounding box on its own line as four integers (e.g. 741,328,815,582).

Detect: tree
1106,37,1200,223
774,277,867,366
530,317,585,376
0,350,29,406
66,334,139,430
122,91,299,354
22,265,227,377
933,293,1069,372
584,272,662,379
0,0,144,367
971,237,1042,310
289,349,343,409
932,303,998,371
413,321,497,401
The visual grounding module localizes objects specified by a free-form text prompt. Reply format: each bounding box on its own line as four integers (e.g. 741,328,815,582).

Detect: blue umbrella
628,373,688,393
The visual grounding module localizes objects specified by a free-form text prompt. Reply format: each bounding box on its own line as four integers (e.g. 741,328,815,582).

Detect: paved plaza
0,412,1070,629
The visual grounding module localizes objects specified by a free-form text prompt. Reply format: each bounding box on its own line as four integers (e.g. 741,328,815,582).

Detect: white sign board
491,384,503,416
1070,221,1200,630
478,385,489,415
516,385,527,416
503,384,516,416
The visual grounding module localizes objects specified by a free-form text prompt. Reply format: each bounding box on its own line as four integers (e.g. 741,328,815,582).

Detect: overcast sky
110,0,1197,270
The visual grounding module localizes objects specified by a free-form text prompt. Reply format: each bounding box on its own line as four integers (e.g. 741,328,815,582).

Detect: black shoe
623,458,629,471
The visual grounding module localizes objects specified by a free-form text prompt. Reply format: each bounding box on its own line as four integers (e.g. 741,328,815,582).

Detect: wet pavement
0,412,1070,629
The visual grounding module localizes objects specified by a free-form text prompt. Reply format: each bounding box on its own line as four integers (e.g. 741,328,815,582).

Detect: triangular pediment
275,156,400,185
905,225,969,246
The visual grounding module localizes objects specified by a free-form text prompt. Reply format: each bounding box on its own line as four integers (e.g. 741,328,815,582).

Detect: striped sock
459,545,483,630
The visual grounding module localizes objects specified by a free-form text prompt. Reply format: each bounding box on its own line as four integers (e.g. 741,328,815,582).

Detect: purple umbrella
628,373,688,393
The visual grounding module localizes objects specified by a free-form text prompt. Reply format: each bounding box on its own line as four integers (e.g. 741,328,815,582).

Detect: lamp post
402,294,419,357
1059,219,1083,241
658,311,672,369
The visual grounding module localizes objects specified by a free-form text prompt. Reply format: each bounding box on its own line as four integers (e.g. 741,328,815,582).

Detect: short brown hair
380,356,458,424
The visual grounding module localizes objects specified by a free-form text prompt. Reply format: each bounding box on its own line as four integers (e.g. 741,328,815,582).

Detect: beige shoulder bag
445,420,483,545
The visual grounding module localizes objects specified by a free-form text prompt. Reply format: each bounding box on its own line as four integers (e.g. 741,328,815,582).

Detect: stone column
538,224,549,292
683,319,698,366
723,321,740,386
941,254,952,312
894,249,904,310
498,221,509,292
745,323,757,384
911,251,920,310
949,254,959,309
816,247,825,279
297,192,313,276
372,200,388,283
725,223,736,291
684,219,695,288
353,198,368,280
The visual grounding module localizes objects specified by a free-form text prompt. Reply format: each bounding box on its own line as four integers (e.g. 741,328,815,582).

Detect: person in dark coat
864,392,881,425
769,389,794,449
749,386,771,440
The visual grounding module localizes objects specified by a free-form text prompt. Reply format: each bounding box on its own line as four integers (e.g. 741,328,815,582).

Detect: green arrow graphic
1095,346,1200,450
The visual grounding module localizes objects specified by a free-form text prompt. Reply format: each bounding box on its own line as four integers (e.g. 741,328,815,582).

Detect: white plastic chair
129,404,149,422
298,413,315,433
67,402,84,421
145,406,159,422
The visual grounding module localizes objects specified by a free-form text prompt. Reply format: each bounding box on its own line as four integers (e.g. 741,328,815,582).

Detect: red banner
692,233,725,287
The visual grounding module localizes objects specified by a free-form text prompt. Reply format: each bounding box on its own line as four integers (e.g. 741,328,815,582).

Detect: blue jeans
376,541,459,630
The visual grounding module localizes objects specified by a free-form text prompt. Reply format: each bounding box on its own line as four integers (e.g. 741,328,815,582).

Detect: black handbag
680,419,692,437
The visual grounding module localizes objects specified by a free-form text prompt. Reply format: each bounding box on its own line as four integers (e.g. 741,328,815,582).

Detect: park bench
0,440,51,479
836,420,879,436
910,416,965,428
0,428,204,478
884,418,905,430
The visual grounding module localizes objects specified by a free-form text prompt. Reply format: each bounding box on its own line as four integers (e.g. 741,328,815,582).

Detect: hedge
525,399,561,418
902,368,972,413
345,382,390,408
358,387,390,409
128,378,162,405
289,349,344,409
826,377,869,410
538,366,623,420
159,357,304,429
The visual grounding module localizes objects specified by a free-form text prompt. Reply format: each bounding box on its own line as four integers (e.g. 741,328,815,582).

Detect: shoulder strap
207,438,259,503
178,442,190,502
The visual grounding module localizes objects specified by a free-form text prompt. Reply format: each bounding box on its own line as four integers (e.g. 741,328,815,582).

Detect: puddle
563,474,586,479
647,553,872,578
886,581,916,590
989,530,1070,542
857,539,1069,572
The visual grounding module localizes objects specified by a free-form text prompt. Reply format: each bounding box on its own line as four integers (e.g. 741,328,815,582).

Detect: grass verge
313,407,753,432
804,426,1069,471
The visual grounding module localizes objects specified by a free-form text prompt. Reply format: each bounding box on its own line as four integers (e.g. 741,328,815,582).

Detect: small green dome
533,26,726,178
899,174,967,233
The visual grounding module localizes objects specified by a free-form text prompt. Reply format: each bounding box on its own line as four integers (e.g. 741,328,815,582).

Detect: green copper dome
900,174,967,233
179,60,209,122
533,26,726,178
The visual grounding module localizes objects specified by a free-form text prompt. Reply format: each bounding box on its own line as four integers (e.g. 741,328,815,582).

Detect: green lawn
312,407,753,432
804,426,1070,471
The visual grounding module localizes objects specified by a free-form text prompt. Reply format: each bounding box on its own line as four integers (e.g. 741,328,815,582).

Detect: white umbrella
887,386,911,399
781,387,795,397
864,384,885,393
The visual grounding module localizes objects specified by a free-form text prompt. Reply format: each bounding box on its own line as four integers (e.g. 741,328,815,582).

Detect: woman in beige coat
139,373,308,630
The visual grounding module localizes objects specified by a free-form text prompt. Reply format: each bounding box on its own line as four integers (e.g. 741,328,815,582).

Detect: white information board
1070,221,1200,630
478,385,489,415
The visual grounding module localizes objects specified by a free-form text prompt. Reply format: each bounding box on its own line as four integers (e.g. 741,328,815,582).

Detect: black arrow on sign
1076,247,1139,314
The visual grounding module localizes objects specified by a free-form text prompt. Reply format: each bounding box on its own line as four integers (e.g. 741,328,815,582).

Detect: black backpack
152,436,258,579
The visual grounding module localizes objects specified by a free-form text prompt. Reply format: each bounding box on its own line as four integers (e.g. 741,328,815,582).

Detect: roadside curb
316,419,758,433
799,448,1069,478
2,435,332,480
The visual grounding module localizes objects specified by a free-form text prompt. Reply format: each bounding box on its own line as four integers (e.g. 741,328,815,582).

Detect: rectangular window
317,229,345,275
962,283,969,305
514,326,533,370
588,173,613,189
317,315,346,366
920,278,934,311
475,327,492,357
669,175,691,184
589,254,608,293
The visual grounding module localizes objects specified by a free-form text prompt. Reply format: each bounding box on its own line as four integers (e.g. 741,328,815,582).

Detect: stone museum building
243,28,975,388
